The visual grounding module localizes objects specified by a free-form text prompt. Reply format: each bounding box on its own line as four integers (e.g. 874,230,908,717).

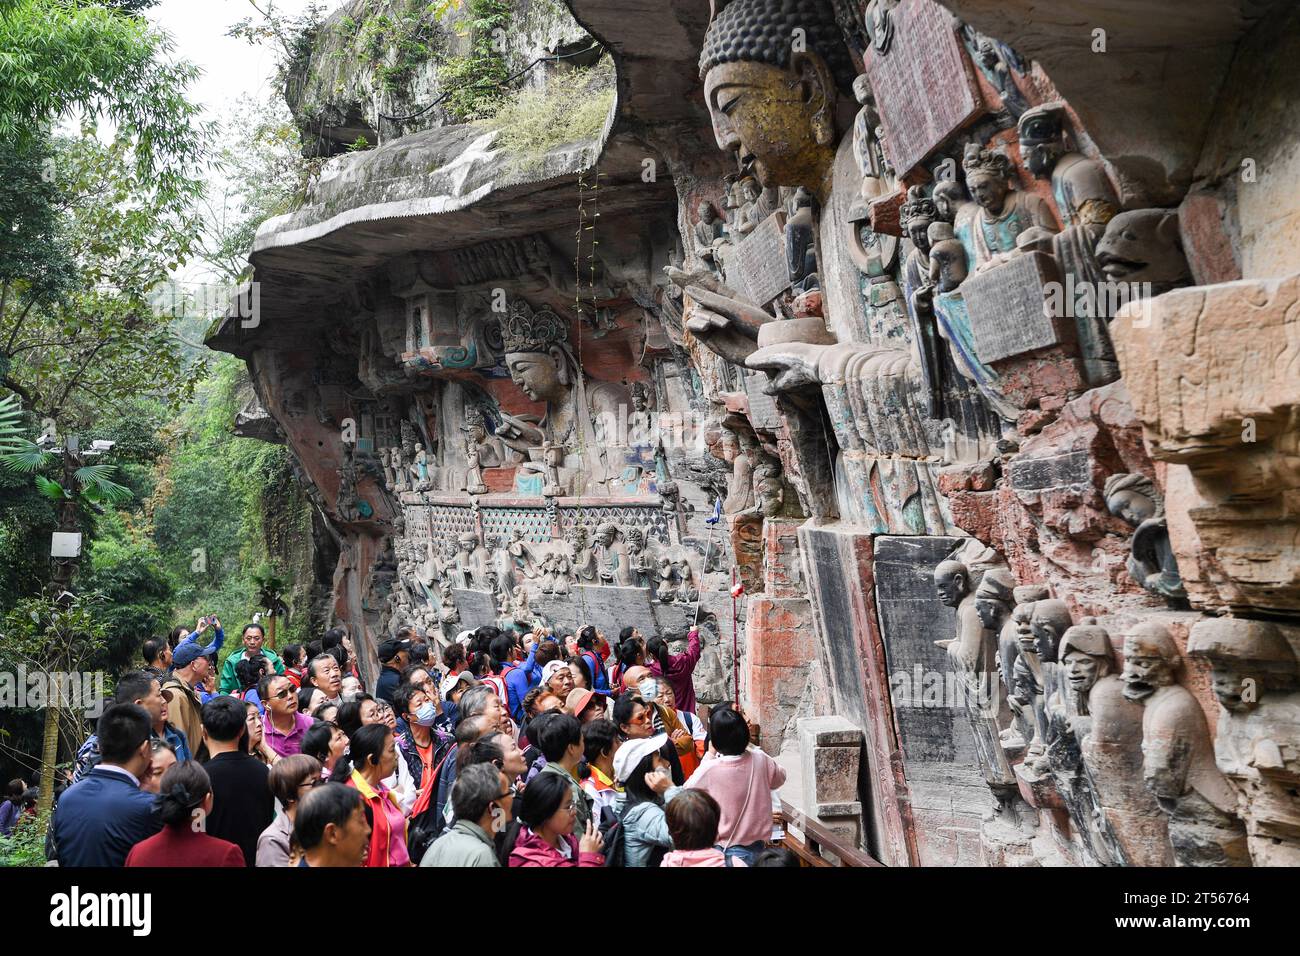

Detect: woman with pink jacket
685,706,786,866
647,628,703,714
501,771,605,867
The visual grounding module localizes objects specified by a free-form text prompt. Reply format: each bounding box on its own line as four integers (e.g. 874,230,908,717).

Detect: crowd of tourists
25,616,799,868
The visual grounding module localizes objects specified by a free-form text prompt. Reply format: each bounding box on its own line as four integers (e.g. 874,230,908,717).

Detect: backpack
482,673,508,707
406,739,457,863
599,803,625,868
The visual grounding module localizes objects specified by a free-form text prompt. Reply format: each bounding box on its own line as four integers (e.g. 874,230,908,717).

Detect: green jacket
540,761,591,836
419,820,498,868
219,646,285,694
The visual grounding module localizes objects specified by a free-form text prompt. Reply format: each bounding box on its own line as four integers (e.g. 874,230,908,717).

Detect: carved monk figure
1024,598,1072,770
1048,619,1125,865
999,584,1046,751
936,558,1017,800
1188,618,1300,866
594,522,634,588
723,430,757,514
1122,622,1251,867
953,143,1056,273
568,525,598,583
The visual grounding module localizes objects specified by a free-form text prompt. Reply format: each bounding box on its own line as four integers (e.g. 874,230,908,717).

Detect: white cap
613,733,668,784
440,670,474,699
541,660,569,686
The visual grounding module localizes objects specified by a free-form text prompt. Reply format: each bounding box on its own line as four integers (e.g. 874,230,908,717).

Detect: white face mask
414,702,438,727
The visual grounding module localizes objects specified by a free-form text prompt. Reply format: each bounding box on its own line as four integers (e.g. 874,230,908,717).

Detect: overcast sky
148,0,345,121
145,1,348,289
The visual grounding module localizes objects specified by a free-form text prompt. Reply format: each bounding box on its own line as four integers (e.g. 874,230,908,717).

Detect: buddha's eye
716,92,740,115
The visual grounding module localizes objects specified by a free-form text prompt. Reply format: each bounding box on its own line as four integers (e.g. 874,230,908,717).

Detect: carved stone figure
1094,209,1192,296
541,440,565,497
1052,619,1126,865
1122,622,1251,867
954,143,1055,274
1188,618,1300,866
1024,598,1073,770
674,557,700,603
999,584,1046,751
752,461,783,518
900,186,945,417
499,301,629,491
1019,102,1123,384
931,221,1019,422
594,522,633,587
410,442,432,491
656,556,676,603
785,187,819,293
1103,472,1187,607
568,525,598,583
693,200,725,266
723,430,757,515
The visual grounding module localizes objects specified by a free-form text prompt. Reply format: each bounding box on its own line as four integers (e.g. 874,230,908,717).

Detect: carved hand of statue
496,412,545,448
744,340,831,393
683,284,773,366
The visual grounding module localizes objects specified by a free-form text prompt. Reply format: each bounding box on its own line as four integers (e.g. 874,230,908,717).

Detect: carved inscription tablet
864,0,983,177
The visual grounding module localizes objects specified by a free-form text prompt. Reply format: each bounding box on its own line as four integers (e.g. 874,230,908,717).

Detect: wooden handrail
775,800,883,868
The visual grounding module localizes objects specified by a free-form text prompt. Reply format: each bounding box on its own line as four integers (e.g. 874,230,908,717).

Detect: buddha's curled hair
700,0,856,91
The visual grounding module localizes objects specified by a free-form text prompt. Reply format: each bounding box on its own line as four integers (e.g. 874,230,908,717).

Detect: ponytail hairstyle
156,761,212,827
645,635,671,676
615,637,643,670
495,770,572,866
333,722,391,782
576,626,598,652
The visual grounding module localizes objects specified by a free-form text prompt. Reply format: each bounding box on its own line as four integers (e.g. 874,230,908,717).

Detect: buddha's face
506,349,566,404
967,171,1010,214
705,59,833,190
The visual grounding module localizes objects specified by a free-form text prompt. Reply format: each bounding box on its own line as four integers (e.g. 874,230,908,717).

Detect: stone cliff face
210,0,1300,866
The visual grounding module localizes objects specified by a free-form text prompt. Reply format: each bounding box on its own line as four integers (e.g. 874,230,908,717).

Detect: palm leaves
0,393,25,454
0,396,132,504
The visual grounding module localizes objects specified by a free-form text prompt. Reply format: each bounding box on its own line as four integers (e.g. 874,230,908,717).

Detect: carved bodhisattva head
933,559,969,609
1121,621,1181,702
500,303,573,405
962,144,1015,217
902,185,937,254
700,0,854,199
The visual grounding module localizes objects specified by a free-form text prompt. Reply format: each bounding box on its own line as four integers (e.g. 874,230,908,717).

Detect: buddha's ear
790,51,836,146
549,346,569,385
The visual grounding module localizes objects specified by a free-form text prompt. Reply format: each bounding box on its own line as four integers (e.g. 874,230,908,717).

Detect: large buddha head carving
500,302,573,405
699,0,854,195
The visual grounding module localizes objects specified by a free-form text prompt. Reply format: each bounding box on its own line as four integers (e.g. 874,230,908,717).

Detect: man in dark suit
200,695,273,866
52,703,161,866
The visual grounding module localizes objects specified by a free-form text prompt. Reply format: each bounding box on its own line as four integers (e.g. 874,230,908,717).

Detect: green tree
0,0,204,205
